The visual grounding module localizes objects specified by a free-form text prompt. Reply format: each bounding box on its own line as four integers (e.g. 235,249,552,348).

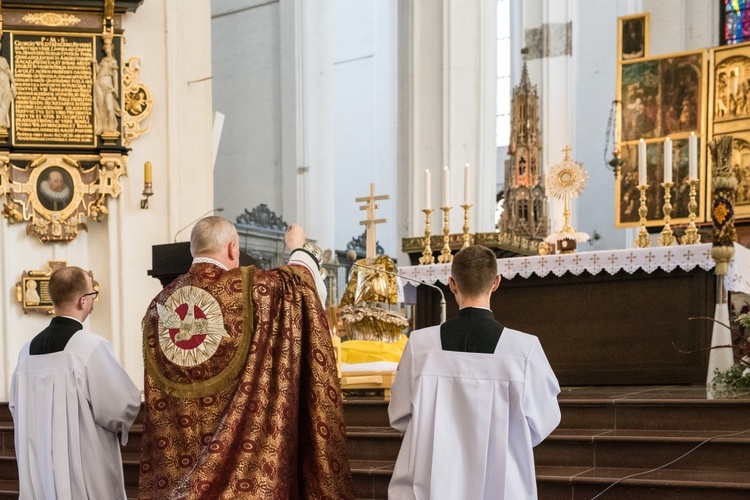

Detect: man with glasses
9,266,141,499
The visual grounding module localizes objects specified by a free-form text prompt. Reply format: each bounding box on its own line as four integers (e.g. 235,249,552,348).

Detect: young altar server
10,266,141,500
388,245,561,499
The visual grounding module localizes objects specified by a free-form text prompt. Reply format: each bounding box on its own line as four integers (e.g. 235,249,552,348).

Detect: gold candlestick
438,206,453,263
460,204,473,249
658,181,675,246
634,184,650,248
680,179,701,245
419,209,435,265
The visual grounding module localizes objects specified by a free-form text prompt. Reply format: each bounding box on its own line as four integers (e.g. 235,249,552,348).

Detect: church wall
332,0,398,257
0,0,215,399
212,0,285,224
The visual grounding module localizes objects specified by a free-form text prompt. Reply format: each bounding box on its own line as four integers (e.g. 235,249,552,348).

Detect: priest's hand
285,223,306,251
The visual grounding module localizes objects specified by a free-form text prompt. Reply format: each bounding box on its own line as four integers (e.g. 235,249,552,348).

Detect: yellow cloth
340,334,407,363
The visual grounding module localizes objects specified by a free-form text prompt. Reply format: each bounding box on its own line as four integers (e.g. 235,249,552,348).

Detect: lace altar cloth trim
400,243,750,293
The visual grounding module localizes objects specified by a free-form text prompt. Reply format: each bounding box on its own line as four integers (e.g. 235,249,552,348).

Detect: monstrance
544,146,590,253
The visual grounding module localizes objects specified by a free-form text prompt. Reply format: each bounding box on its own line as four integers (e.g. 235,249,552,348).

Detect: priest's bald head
190,216,240,270
448,245,500,308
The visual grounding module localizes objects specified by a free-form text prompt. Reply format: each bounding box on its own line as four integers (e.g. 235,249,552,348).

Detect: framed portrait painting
619,14,649,61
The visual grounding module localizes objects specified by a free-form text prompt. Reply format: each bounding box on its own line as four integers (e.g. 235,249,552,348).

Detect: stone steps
3,386,750,499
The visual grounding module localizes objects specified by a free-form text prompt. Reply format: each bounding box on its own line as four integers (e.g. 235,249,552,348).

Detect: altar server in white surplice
388,245,561,500
10,266,141,500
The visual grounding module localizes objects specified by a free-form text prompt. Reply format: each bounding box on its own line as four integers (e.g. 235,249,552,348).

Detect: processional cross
357,183,389,260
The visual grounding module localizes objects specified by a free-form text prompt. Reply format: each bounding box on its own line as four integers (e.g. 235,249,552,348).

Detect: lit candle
663,137,672,183
463,163,470,204
425,169,431,210
689,132,698,179
443,166,450,207
144,161,152,184
638,139,647,185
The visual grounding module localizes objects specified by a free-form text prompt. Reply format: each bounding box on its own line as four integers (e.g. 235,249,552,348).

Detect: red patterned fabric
140,263,353,499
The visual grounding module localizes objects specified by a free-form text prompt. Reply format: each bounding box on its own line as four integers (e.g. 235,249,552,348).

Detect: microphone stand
350,261,447,324
173,207,225,243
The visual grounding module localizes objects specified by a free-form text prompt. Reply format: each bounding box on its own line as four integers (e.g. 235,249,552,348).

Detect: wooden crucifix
357,183,389,260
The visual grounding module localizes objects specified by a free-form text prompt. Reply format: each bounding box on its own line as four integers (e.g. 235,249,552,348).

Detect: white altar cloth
400,243,750,293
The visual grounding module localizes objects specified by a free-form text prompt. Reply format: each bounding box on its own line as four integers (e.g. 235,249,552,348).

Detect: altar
400,244,750,386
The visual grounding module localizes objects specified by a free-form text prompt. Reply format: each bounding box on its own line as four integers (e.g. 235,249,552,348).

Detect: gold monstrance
544,146,590,253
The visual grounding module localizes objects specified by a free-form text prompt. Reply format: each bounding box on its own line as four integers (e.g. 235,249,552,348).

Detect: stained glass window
722,0,750,45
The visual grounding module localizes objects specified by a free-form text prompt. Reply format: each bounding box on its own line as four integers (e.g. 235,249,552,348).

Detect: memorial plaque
11,33,99,147
0,1,150,242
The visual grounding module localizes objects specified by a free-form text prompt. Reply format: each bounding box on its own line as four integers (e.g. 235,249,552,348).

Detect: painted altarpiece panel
616,50,707,228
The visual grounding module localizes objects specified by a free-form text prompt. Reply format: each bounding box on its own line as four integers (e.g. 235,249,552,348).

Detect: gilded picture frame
616,49,708,228
708,42,750,219
618,13,649,62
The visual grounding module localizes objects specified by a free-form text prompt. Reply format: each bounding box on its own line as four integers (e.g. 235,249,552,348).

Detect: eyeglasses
80,290,99,300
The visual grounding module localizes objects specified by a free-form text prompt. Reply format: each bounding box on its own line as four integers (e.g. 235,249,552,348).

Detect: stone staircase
2,386,750,499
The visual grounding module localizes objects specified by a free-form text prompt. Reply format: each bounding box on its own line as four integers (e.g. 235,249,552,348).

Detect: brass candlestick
460,203,473,249
419,209,435,265
438,206,453,263
658,181,675,246
634,184,650,248
681,179,701,245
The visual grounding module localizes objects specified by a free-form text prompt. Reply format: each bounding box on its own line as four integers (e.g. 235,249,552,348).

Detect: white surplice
9,332,141,500
388,326,561,500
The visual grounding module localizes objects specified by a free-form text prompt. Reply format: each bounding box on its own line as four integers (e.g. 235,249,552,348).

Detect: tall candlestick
144,161,152,184
689,132,698,179
463,163,470,204
443,166,450,207
638,139,647,185
425,169,431,210
664,137,672,183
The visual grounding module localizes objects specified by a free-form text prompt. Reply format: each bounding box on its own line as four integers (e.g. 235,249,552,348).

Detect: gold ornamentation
438,206,453,263
658,182,676,246
681,179,701,244
545,146,590,252
157,286,229,367
1,153,127,242
122,58,153,146
22,13,81,27
460,204,473,249
634,184,651,248
419,209,434,265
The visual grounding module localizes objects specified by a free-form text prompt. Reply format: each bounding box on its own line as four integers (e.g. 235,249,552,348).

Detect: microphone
346,250,447,324
173,207,225,243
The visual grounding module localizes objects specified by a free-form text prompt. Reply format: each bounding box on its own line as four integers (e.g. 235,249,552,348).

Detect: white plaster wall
0,0,214,400
332,0,398,256
212,0,284,223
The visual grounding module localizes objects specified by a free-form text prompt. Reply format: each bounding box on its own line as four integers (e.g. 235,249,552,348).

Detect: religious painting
709,43,750,221
619,14,649,61
620,60,660,141
660,55,702,136
615,138,704,227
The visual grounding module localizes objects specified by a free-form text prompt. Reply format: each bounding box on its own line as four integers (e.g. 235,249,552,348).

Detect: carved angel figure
0,42,16,129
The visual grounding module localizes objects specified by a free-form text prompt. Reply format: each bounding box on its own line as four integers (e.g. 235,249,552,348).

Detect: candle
664,137,672,183
425,169,431,210
689,132,698,179
144,161,152,184
443,166,450,207
463,163,470,204
638,139,647,185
